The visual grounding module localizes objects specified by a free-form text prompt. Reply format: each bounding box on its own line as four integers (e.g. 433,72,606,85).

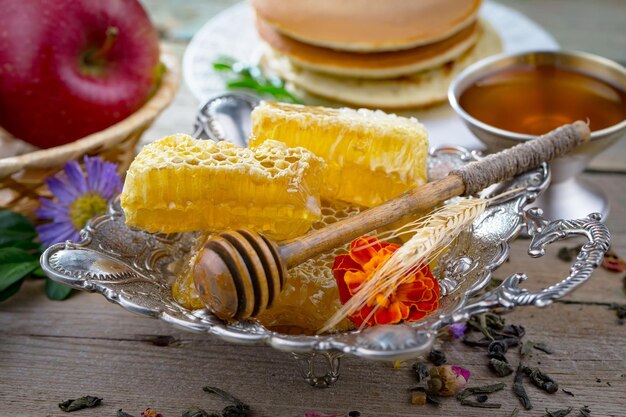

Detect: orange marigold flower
332,235,440,327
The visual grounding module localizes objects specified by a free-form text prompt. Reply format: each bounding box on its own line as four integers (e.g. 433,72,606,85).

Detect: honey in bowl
458,64,626,135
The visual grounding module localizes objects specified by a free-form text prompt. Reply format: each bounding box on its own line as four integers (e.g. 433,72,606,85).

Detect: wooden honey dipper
194,121,591,321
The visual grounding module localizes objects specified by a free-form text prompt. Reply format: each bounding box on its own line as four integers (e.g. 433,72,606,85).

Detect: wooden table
1,1,625,416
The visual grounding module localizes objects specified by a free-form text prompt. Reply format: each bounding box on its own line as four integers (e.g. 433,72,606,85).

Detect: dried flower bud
427,365,471,396
141,409,163,417
448,323,467,339
602,250,626,272
411,390,428,405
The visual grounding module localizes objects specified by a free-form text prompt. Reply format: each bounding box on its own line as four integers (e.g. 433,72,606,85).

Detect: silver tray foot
292,351,343,388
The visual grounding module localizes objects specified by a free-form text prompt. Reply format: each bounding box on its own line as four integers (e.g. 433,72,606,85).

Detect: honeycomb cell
120,135,325,240
256,199,364,334
250,101,429,207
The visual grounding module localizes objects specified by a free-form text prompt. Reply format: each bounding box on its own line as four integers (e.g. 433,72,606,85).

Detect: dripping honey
459,64,626,135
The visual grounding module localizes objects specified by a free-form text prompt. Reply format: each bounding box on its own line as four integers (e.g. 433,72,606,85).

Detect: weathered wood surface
2,1,626,416
1,182,624,417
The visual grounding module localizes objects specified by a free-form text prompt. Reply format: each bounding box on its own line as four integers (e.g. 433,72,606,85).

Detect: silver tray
41,146,610,387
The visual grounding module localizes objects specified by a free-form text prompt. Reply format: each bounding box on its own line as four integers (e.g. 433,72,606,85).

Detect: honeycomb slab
256,199,362,333
250,101,429,207
121,134,324,240
171,199,359,333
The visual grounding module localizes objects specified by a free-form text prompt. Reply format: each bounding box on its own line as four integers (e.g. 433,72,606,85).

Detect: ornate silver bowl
41,146,610,387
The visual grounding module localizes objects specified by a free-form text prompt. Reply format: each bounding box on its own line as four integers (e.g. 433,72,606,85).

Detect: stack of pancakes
252,0,502,108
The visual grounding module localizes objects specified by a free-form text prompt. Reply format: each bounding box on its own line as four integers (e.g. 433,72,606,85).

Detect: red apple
0,0,161,148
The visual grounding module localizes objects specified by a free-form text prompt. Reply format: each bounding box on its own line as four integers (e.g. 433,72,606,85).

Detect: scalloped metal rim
41,146,551,361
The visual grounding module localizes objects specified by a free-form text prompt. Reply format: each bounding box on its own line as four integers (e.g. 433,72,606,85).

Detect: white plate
183,0,558,150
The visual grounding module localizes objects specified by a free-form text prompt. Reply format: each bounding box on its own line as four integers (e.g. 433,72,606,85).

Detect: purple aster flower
36,156,122,247
448,323,468,339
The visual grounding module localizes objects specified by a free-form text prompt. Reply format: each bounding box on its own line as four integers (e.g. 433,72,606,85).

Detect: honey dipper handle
280,121,590,268
453,121,591,195
281,175,466,267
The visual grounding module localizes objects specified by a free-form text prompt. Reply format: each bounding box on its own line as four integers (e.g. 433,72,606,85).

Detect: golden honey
120,134,325,240
250,101,429,207
459,65,626,135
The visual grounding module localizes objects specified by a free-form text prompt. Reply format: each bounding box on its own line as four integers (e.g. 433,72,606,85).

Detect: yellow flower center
69,192,108,230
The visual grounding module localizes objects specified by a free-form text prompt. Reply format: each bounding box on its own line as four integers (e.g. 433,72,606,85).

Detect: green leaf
226,79,260,89
46,278,73,301
212,55,237,71
215,55,302,104
0,210,36,232
0,247,38,264
11,240,42,251
0,260,40,292
32,266,46,278
213,62,234,71
0,277,25,302
0,229,37,248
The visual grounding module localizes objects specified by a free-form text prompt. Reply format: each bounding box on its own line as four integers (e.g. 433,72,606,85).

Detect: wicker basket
0,50,180,218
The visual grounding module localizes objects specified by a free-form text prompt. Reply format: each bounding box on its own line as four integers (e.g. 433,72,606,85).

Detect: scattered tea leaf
58,396,102,412
533,341,555,354
578,405,591,417
510,408,520,417
543,406,572,417
117,410,135,417
456,383,506,401
610,303,626,319
558,245,581,262
460,399,501,408
562,388,575,397
141,334,179,347
523,366,559,393
182,407,214,417
348,412,361,417
467,312,506,339
426,391,442,406
500,324,526,339
464,320,523,348
428,349,447,366
521,341,554,356
489,358,514,377
411,387,441,406
520,341,534,356
412,362,429,383
203,386,250,417
488,340,508,361
486,277,504,291
203,386,248,408
464,336,520,348
513,364,532,410
475,394,488,403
